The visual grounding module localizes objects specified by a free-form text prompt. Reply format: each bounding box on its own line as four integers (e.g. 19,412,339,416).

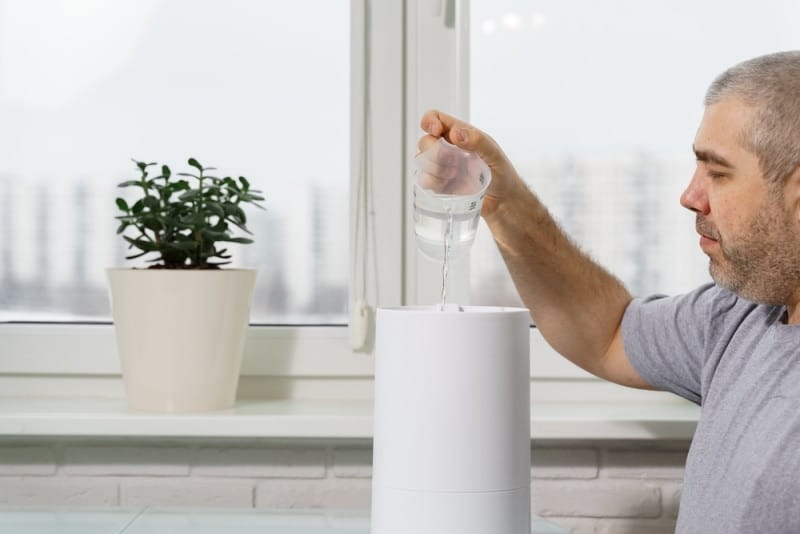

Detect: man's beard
699,196,800,306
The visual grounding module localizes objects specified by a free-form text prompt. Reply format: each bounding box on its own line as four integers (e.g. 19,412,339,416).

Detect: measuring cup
413,138,492,261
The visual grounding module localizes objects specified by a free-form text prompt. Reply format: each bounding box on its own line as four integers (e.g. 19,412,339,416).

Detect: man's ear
783,164,800,222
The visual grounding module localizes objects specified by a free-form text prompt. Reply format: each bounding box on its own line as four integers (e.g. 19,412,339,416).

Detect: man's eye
708,171,727,180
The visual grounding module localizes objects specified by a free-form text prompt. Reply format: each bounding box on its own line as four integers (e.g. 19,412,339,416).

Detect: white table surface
0,507,569,534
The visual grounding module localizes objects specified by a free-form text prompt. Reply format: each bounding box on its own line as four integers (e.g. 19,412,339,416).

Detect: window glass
468,0,800,305
0,0,350,323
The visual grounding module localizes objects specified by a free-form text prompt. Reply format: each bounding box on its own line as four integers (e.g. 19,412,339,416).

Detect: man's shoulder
631,282,765,329
685,282,757,316
697,283,780,338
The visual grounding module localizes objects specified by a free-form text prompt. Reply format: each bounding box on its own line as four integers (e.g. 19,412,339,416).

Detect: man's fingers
415,146,459,192
420,110,446,136
417,134,439,154
420,110,493,163
420,110,467,139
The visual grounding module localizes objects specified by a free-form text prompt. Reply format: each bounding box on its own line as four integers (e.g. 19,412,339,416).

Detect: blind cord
350,0,378,351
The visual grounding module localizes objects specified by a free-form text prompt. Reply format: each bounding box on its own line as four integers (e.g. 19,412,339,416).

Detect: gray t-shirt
623,283,800,533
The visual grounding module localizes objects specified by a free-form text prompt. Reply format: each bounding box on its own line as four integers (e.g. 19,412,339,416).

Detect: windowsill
0,397,699,440
0,323,701,440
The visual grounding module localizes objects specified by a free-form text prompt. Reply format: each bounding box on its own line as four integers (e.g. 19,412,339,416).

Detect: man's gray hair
705,51,800,186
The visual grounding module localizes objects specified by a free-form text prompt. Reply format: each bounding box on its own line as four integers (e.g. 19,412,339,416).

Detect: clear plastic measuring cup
413,138,492,260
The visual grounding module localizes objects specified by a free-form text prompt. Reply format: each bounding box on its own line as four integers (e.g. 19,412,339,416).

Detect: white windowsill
0,324,701,440
0,397,699,441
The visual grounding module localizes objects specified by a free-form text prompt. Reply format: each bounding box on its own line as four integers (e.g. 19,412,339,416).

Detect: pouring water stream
439,209,454,311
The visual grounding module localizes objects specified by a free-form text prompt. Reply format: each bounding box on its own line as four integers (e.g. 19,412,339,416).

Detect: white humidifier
371,306,531,534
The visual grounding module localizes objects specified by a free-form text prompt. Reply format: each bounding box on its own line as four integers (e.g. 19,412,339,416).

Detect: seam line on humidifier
378,484,530,495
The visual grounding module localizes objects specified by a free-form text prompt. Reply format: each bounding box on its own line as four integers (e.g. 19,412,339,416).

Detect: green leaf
162,165,171,179
141,217,163,232
225,237,254,244
239,176,250,191
133,159,156,172
179,190,201,202
206,202,225,218
116,198,129,211
125,250,150,260
201,229,231,241
142,196,160,210
228,210,247,227
188,158,202,171
239,193,262,203
124,236,157,252
117,180,142,188
203,186,222,199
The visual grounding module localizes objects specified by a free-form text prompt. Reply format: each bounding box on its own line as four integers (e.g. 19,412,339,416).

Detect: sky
470,0,800,158
0,0,350,218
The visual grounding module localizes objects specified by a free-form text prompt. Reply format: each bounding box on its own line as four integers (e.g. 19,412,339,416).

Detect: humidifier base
371,484,530,534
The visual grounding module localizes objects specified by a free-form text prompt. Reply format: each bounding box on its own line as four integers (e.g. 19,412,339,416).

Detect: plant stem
195,168,205,266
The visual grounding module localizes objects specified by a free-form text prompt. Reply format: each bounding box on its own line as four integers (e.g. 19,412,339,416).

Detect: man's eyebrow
693,145,735,169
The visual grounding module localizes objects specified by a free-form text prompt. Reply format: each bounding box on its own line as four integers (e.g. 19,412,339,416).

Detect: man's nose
680,168,710,215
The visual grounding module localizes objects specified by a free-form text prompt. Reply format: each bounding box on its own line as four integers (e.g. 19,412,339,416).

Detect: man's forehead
701,97,754,130
695,98,758,161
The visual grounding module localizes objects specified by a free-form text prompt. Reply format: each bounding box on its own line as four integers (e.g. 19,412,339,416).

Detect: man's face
680,97,800,305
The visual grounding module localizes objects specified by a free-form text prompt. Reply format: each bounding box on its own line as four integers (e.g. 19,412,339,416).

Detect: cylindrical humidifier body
371,306,531,534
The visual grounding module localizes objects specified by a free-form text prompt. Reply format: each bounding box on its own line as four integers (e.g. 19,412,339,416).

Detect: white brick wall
0,439,690,533
62,445,189,476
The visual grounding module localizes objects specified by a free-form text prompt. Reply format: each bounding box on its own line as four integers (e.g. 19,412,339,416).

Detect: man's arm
420,110,653,390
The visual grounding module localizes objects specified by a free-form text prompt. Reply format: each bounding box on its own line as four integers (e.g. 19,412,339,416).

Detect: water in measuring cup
413,208,481,263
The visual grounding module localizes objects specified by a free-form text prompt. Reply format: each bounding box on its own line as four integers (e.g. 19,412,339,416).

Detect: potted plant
107,158,264,412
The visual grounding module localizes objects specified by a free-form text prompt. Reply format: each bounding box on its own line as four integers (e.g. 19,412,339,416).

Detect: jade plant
115,158,264,269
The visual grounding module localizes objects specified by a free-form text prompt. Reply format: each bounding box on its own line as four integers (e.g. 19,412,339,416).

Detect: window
466,0,800,306
10,0,798,406
0,0,352,324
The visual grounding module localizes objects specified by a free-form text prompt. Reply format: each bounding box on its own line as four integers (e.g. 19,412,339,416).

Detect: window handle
443,0,455,28
425,0,456,28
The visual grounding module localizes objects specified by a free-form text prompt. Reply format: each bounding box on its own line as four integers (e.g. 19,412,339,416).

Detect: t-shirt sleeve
621,283,723,405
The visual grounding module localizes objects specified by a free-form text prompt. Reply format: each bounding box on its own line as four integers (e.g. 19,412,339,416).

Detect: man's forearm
484,180,633,374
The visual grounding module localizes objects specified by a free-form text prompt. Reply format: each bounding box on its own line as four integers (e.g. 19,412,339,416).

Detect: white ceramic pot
107,268,257,412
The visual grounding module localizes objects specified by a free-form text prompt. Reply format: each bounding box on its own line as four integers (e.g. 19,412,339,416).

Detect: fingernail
455,128,468,143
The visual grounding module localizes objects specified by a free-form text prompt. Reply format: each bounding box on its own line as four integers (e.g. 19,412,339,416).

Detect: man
418,51,800,533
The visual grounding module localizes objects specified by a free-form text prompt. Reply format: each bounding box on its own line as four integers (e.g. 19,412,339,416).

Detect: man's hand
419,110,526,219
